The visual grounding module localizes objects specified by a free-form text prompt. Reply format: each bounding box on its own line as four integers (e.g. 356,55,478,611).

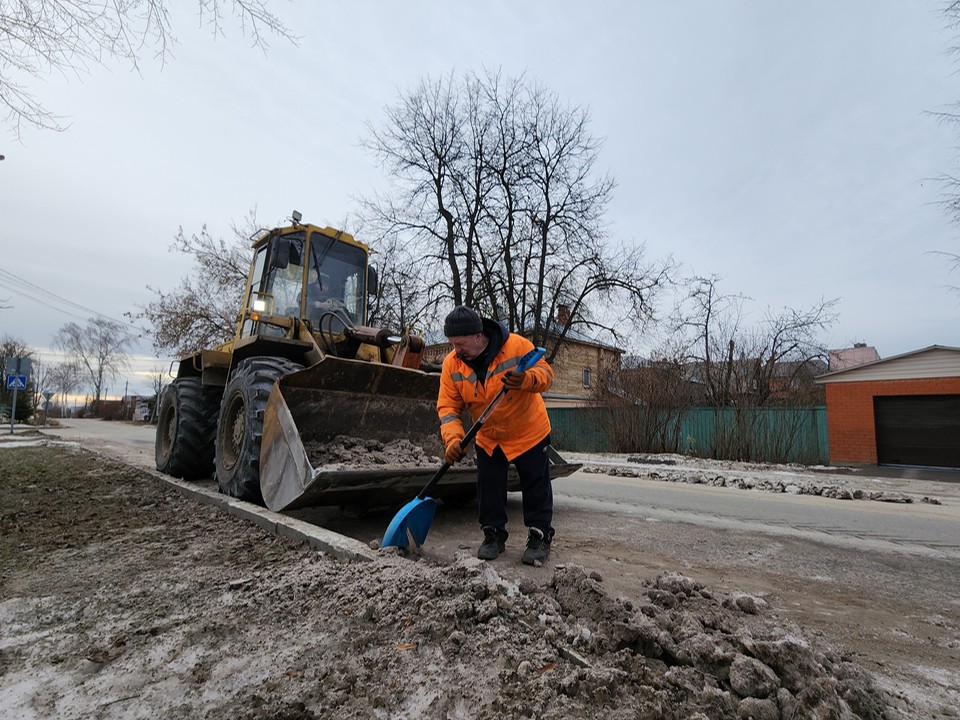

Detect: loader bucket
259,356,583,512
261,356,441,511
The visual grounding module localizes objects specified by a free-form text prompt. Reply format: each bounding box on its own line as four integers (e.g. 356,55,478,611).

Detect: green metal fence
548,405,829,465
548,407,613,453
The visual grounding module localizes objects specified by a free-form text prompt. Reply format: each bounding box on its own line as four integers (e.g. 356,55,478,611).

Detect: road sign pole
5,361,31,433
42,391,54,428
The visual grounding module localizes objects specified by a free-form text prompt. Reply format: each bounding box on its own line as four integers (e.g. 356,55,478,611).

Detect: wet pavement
840,463,960,484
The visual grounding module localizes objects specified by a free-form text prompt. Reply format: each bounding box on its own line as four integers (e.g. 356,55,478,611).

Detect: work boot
477,526,505,560
522,527,551,566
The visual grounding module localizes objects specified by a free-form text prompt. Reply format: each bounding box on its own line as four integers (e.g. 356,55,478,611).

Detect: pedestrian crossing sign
6,375,27,390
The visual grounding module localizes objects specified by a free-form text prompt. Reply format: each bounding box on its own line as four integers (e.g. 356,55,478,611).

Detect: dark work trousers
475,434,553,542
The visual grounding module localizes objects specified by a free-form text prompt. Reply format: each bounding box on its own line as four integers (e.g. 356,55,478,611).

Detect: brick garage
816,346,960,468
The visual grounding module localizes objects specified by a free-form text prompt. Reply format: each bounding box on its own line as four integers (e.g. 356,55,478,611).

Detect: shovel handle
417,462,452,500
417,346,545,499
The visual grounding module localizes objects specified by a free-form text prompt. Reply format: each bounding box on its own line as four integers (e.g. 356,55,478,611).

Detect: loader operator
306,270,343,317
438,305,555,566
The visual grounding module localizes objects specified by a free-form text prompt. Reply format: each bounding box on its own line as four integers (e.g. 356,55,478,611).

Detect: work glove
445,439,465,465
503,369,536,391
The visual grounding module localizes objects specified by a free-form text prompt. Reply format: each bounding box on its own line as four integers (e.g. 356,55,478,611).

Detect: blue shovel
381,346,546,549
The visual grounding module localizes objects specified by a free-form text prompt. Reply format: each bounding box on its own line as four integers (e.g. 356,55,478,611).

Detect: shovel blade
382,497,437,549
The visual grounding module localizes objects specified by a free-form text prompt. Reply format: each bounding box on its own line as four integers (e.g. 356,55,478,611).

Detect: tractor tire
155,377,222,480
214,356,303,504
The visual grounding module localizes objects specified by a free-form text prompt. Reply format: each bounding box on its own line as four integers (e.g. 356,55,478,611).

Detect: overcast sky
2,1,959,396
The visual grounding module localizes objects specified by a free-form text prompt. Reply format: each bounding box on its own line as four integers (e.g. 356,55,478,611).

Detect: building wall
547,340,617,402
825,377,960,464
828,344,879,371
424,337,621,407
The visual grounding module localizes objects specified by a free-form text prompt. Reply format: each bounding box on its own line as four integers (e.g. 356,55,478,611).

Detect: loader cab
238,225,371,340
303,230,368,328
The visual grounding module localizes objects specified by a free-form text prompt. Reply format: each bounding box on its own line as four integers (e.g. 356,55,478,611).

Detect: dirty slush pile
249,558,888,720
302,435,475,470
580,456,935,505
0,446,890,719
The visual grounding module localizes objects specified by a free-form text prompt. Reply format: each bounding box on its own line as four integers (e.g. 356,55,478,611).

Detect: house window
582,367,592,388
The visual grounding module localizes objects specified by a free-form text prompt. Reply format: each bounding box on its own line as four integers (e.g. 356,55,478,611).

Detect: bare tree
1,1,294,137
0,335,33,366
926,2,960,297
366,229,447,334
673,275,837,408
362,70,674,355
928,249,960,298
47,361,80,417
29,355,48,413
147,366,168,422
673,276,750,408
593,351,700,454
362,74,477,319
53,317,133,412
1,335,35,419
131,211,257,356
665,275,837,462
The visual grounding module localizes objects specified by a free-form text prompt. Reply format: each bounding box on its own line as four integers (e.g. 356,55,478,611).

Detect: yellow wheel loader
154,213,580,511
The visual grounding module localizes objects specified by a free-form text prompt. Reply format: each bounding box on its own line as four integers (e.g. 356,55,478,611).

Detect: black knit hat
444,305,483,337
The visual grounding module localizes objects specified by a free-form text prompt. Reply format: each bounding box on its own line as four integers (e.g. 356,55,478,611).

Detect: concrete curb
160,475,378,562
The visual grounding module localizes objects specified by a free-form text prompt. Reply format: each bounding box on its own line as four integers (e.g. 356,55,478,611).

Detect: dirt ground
1,431,958,719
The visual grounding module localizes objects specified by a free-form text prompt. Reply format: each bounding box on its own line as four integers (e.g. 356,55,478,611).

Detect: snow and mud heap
1,444,895,718
303,435,444,469
571,451,946,505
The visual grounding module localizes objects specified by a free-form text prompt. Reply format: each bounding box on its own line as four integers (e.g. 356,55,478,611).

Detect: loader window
271,262,306,316
239,233,306,339
306,234,368,327
263,233,306,319
239,245,270,338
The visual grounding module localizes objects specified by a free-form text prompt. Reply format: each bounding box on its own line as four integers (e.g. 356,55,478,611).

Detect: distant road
41,418,157,468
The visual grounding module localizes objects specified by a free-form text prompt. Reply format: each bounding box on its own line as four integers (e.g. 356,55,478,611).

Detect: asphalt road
35,418,960,560
552,470,960,559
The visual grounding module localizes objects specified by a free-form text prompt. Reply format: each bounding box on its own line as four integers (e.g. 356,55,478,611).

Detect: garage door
874,394,960,468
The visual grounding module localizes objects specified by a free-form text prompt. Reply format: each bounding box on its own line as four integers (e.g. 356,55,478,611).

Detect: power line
0,267,145,333
0,278,91,322
0,267,107,316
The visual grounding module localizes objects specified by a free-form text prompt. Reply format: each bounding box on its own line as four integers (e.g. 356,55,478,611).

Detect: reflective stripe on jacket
437,333,553,461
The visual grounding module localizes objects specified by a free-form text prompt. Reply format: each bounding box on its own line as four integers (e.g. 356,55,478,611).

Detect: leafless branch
1,0,295,138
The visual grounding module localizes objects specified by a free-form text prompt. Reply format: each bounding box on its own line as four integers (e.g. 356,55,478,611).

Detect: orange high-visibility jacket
438,331,553,461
